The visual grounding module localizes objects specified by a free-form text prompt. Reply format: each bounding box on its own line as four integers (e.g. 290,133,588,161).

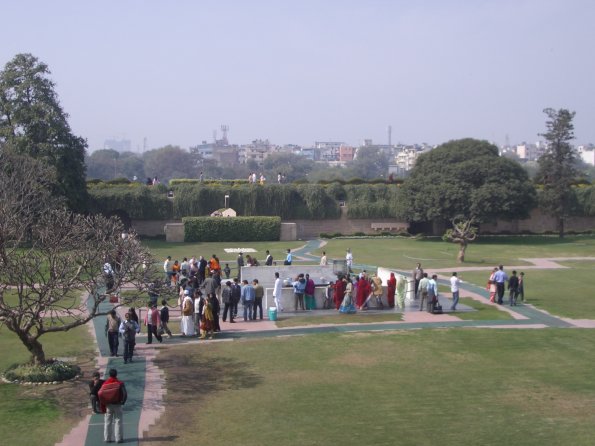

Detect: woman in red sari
356,275,371,310
387,272,397,308
334,277,345,310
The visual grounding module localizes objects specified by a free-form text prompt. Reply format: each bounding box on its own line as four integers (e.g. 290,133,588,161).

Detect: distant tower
388,125,392,146
220,124,229,145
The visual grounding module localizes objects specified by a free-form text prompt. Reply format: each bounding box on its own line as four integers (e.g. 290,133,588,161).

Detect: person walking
345,249,353,273
144,303,163,344
252,279,264,320
450,272,461,311
284,249,292,265
88,371,104,414
412,263,423,300
119,312,140,364
105,310,121,357
428,274,439,313
518,272,525,303
293,274,306,311
237,252,244,276
387,272,397,308
418,273,430,311
304,273,316,310
320,251,328,266
508,270,520,306
160,300,173,338
231,278,242,319
265,250,273,266
273,272,284,312
494,265,508,305
241,279,255,321
99,368,128,444
221,281,235,323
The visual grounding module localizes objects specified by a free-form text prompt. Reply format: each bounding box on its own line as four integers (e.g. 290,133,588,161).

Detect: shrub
184,216,281,242
3,360,81,383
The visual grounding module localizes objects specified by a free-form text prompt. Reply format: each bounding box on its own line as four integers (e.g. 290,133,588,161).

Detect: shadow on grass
153,352,263,405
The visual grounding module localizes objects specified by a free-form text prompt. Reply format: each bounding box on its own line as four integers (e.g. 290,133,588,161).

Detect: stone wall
286,207,408,239
481,209,595,234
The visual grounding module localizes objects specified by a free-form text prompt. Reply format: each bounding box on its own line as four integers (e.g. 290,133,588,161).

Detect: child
223,263,231,279
88,371,104,414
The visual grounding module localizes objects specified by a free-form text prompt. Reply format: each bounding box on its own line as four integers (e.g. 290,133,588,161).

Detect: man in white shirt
345,249,353,273
273,272,284,311
320,251,328,266
450,272,461,311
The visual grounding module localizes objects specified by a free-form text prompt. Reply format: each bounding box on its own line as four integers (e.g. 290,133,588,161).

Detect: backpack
98,381,122,405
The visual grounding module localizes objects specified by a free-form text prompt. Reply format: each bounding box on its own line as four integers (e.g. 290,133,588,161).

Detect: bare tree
0,151,155,364
443,216,478,263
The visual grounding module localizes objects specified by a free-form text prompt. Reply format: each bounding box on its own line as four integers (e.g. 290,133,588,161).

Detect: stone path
58,248,595,445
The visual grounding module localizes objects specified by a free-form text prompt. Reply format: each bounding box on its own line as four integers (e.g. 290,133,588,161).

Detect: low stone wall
481,209,595,234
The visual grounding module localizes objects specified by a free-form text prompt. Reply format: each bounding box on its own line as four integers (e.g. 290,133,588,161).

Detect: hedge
183,216,281,242
88,185,172,219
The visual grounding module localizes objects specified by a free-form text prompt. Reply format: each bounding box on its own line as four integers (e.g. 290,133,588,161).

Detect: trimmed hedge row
173,183,341,220
88,185,172,219
183,216,281,242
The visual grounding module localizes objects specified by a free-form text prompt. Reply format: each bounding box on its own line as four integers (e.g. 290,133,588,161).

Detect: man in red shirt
99,368,128,443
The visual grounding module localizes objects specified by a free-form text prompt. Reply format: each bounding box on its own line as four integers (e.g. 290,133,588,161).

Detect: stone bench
371,222,402,231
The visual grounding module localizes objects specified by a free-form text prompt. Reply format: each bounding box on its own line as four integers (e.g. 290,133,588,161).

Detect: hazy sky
2,0,594,151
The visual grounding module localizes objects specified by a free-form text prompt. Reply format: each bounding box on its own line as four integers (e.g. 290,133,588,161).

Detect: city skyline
2,0,594,151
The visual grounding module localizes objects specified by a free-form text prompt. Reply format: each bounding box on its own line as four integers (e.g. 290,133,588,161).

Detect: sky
2,0,594,152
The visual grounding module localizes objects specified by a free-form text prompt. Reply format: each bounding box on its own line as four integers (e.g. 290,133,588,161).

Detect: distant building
104,138,131,152
339,145,355,162
578,144,595,166
240,139,273,165
316,141,344,162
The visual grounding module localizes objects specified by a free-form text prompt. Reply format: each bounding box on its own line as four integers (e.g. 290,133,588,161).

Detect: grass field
460,261,595,319
0,323,96,446
315,235,595,271
146,329,595,446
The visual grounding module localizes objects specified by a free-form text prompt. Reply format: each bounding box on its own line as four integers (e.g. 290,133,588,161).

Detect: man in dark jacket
160,299,173,338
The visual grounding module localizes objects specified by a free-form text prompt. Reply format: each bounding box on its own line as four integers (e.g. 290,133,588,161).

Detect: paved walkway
58,248,595,445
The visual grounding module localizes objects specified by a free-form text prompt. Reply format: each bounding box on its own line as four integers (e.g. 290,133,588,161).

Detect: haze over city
2,0,594,151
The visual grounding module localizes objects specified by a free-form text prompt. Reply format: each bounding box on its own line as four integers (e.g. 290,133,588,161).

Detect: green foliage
88,185,173,219
0,53,88,211
575,185,595,216
535,108,578,237
344,184,403,218
183,216,281,242
173,183,340,219
170,179,249,187
3,360,80,383
401,138,537,223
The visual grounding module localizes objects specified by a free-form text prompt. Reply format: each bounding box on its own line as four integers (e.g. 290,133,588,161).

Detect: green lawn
0,323,96,446
452,297,514,321
143,239,304,268
147,329,595,446
460,262,595,319
313,235,595,271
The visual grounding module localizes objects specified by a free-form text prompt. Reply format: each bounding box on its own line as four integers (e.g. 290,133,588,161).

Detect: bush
184,216,281,242
88,185,173,219
3,360,81,383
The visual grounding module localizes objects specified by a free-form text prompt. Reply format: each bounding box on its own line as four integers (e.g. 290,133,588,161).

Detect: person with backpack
98,368,128,443
119,312,140,364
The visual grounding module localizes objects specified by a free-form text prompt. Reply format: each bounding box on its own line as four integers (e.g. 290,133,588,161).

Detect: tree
262,152,315,182
0,53,88,211
535,108,577,238
143,145,195,182
401,138,536,262
0,152,156,365
345,147,389,179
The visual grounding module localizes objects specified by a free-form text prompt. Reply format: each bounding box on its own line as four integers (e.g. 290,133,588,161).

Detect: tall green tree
401,138,536,261
0,53,88,211
535,108,578,238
